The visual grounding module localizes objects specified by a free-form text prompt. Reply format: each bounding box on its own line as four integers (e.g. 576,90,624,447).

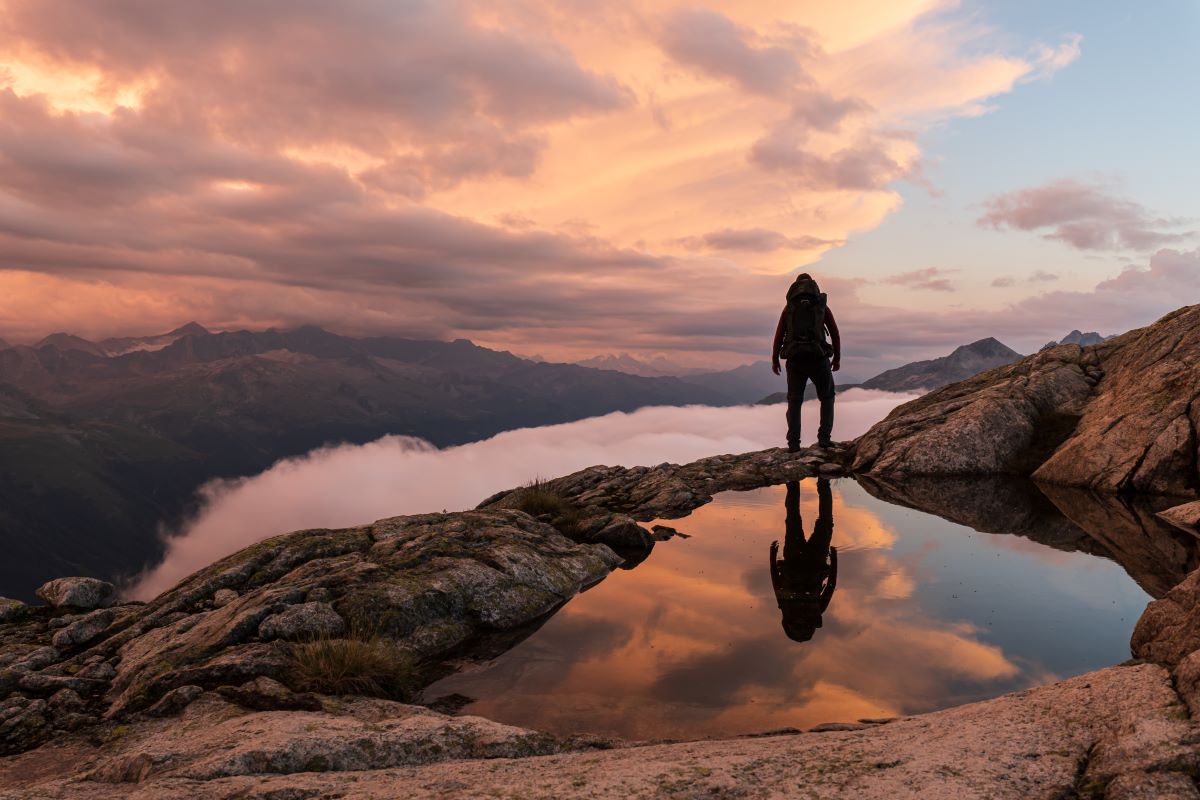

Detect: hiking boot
816,438,833,449
787,442,800,453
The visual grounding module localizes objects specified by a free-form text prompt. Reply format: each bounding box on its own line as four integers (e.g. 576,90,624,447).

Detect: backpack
781,277,832,359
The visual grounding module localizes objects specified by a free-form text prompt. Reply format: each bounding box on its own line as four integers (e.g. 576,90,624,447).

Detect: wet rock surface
1040,485,1200,599
854,305,1200,497
857,475,1200,599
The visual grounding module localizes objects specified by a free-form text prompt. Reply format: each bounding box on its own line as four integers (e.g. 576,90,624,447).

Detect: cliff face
854,305,1200,497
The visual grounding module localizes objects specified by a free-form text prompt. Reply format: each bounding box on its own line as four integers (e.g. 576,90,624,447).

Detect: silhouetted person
769,479,836,643
771,273,840,451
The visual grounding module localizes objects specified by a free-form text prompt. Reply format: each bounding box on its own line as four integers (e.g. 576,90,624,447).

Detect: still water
423,479,1151,740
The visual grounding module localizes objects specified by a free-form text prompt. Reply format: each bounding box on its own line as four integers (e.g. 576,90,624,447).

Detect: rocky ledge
854,304,1200,504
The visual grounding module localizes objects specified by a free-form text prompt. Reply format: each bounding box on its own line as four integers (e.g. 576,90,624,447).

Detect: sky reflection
423,479,1150,740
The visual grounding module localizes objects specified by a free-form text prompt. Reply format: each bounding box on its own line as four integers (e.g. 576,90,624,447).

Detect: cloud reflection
428,481,1043,738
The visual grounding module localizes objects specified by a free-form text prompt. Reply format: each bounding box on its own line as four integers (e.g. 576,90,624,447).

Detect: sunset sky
0,0,1196,377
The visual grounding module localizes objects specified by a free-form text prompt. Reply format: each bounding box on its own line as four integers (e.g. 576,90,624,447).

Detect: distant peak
957,337,1019,356
169,322,210,337
35,332,92,346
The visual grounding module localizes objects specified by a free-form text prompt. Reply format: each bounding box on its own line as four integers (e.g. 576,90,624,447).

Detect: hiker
771,272,840,451
769,478,837,643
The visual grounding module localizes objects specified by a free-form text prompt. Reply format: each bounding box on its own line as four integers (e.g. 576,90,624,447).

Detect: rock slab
854,304,1200,496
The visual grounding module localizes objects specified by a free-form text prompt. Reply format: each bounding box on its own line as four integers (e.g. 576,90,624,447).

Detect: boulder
0,697,48,751
212,589,238,607
587,515,653,550
47,688,84,714
50,608,115,648
258,602,345,642
0,508,622,746
0,598,25,623
852,344,1095,478
1159,501,1200,534
1131,569,1200,666
854,305,1200,496
1033,306,1200,494
35,577,118,609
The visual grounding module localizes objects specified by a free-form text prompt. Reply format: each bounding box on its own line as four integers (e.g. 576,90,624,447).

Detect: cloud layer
130,390,914,599
0,2,1087,369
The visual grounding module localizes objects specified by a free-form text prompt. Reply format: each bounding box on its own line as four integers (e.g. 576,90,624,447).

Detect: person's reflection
769,478,837,643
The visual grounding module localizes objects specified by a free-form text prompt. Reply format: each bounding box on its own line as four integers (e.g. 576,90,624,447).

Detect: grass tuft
513,479,581,537
286,635,417,701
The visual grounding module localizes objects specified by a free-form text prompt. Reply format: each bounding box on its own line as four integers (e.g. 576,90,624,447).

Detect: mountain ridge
0,323,736,601
859,337,1023,392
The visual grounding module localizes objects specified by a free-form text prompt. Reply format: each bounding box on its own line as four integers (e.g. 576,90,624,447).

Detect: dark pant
785,355,835,445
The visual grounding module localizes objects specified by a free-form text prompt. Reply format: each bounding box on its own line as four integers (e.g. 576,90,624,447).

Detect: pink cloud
687,227,843,253
658,8,811,97
0,2,1108,375
882,267,956,292
979,179,1191,251
750,132,912,190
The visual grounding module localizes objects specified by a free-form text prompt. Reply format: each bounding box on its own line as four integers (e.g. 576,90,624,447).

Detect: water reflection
422,479,1152,740
771,480,836,643
858,474,1200,599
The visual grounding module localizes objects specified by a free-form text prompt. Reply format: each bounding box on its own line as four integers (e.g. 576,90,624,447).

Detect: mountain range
573,353,710,378
0,324,746,600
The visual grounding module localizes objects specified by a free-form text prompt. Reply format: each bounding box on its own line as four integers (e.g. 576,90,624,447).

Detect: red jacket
773,306,841,363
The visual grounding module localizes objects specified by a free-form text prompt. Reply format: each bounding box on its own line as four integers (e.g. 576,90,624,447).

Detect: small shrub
286,636,417,701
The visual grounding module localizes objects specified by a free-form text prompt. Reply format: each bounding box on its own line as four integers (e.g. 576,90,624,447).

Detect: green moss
97,723,131,744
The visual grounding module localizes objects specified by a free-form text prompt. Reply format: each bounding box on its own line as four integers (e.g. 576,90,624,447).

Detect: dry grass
286,635,417,700
514,479,582,536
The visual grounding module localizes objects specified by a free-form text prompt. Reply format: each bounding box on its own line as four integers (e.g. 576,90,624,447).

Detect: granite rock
35,578,117,610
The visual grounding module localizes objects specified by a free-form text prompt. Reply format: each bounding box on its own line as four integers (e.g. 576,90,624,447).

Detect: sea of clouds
130,389,914,599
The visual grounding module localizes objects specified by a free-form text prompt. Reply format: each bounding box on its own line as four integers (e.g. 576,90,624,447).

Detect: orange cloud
0,1,1082,364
